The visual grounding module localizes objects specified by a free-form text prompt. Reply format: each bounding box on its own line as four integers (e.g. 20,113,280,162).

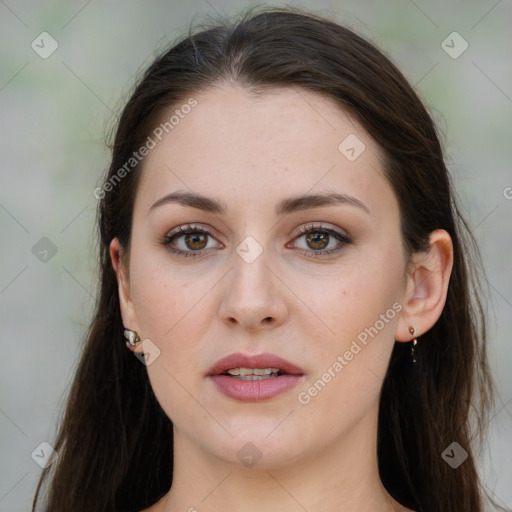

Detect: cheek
128,243,211,342
127,246,218,412
295,245,403,411
298,244,404,353
129,265,207,424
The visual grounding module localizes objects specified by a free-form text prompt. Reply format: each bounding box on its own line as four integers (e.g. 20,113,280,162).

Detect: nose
218,244,289,333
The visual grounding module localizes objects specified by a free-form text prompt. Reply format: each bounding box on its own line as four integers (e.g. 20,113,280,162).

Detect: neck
157,401,400,512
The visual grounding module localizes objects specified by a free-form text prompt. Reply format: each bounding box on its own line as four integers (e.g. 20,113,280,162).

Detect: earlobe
395,229,454,342
109,238,139,336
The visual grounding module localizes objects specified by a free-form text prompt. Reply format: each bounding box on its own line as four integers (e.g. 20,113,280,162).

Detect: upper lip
207,352,305,376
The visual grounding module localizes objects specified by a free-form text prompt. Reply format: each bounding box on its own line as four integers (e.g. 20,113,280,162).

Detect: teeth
233,374,280,380
226,367,281,376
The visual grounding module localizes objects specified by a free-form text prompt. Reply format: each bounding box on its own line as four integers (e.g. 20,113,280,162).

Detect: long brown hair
32,7,498,511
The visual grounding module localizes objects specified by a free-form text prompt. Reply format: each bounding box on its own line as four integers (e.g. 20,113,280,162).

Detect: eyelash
162,223,352,259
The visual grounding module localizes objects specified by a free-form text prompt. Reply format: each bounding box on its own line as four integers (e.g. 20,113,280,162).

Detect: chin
213,433,306,470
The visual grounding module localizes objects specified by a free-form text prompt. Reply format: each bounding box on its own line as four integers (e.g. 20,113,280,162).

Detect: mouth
220,367,287,380
206,352,305,402
207,352,305,378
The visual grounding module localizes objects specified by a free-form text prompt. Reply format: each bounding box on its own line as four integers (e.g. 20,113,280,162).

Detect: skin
110,84,453,512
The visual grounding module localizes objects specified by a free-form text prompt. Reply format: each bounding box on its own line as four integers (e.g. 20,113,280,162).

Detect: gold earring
123,328,141,348
409,325,418,363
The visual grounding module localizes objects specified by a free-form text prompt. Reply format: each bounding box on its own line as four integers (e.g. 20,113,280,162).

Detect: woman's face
117,84,409,468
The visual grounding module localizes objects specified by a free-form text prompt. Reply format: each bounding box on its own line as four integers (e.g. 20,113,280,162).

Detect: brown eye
162,223,351,259
291,223,352,257
184,232,208,250
163,225,222,258
305,231,330,251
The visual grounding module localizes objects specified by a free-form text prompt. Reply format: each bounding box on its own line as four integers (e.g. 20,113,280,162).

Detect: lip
207,352,305,377
207,352,305,402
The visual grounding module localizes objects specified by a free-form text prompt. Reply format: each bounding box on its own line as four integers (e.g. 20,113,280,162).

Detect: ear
395,229,454,342
110,238,142,353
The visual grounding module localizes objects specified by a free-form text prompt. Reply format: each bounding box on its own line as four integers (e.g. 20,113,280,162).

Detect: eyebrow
148,190,370,216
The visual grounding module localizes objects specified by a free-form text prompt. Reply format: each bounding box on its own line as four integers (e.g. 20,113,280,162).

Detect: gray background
0,0,511,510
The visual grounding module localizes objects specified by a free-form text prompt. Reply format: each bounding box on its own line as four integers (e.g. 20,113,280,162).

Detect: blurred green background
1,0,511,510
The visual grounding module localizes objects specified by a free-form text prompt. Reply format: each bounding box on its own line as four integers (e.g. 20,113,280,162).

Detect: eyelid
292,222,351,241
163,223,224,248
162,222,352,258
164,222,350,241
165,223,219,240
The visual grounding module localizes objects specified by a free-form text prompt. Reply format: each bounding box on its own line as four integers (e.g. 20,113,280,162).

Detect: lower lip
209,374,304,402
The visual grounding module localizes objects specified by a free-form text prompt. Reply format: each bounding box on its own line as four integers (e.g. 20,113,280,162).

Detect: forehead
134,84,395,220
